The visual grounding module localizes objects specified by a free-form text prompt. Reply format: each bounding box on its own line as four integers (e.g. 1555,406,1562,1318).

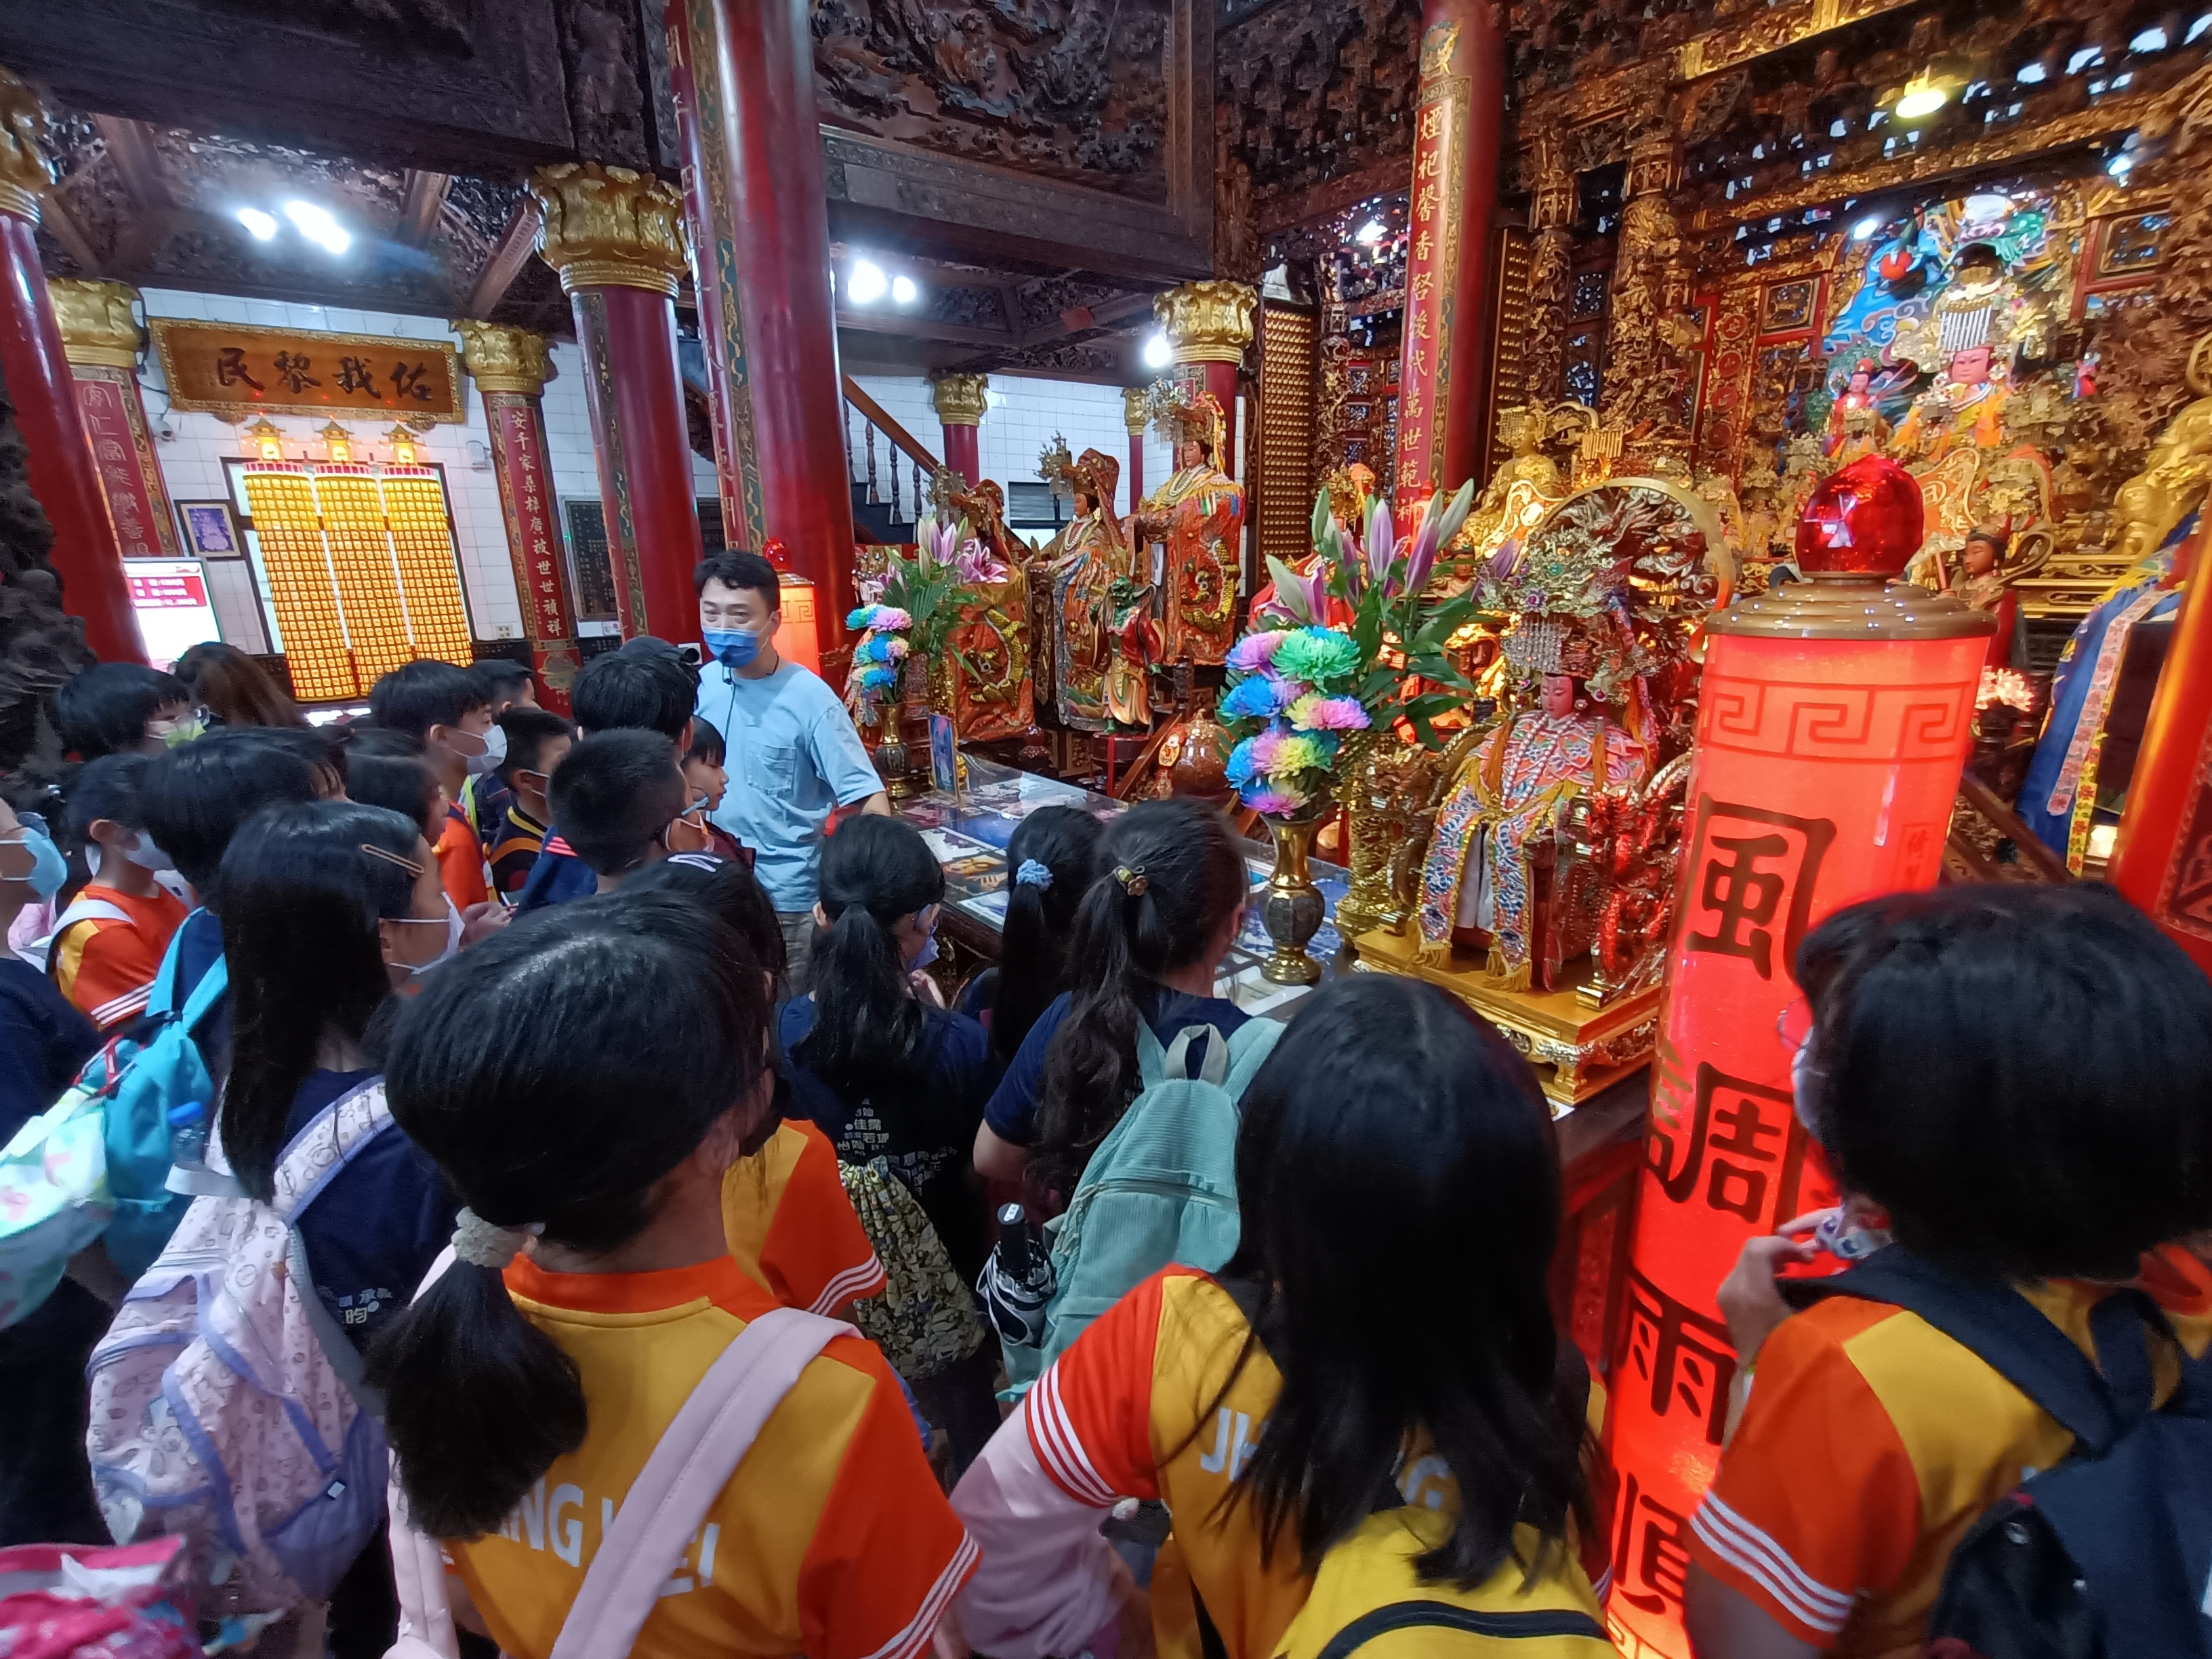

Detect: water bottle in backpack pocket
85,1076,395,1619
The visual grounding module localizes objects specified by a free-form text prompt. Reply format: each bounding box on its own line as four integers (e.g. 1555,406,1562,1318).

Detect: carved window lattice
1574,270,1612,318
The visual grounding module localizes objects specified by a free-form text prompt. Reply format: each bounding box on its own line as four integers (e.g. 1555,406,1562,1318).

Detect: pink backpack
84,1078,396,1619
384,1286,846,1659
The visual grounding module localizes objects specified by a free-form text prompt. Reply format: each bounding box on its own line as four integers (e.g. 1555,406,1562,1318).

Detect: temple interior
5,3,2212,1655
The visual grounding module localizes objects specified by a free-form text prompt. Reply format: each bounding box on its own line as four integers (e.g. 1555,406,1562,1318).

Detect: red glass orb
1877,245,1916,285
1795,453,1925,575
762,536,792,570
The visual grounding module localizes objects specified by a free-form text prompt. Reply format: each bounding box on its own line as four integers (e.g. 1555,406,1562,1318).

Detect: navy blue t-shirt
982,983,1251,1149
0,957,98,1143
515,839,596,914
284,1068,457,1353
781,996,1000,1280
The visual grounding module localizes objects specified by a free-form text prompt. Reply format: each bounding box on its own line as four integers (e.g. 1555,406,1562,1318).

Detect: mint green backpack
1003,1017,1282,1401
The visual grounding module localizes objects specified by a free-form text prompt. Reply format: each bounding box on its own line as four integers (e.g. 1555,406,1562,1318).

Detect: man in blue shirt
694,550,887,990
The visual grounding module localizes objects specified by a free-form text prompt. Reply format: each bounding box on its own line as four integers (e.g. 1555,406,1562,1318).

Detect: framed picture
176,499,244,560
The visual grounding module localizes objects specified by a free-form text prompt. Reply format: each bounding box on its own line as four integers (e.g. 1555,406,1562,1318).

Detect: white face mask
88,830,176,882
452,723,507,777
388,894,464,979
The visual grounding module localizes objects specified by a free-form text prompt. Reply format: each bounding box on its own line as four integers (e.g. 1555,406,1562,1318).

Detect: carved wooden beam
89,115,171,211
396,170,452,249
1012,287,1156,348
834,307,1011,348
464,197,542,319
39,192,102,276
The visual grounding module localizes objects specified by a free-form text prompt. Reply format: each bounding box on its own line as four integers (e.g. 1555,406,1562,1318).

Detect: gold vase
885,655,934,800
1259,806,1328,986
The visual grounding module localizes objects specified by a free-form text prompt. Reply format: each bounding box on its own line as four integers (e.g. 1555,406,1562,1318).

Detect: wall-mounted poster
176,499,244,559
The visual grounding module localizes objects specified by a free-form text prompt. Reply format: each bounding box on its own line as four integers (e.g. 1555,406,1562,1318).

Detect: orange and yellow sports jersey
720,1118,885,1315
453,1254,974,1659
433,804,489,910
1691,1245,2212,1656
956,1265,1605,1659
50,883,188,1030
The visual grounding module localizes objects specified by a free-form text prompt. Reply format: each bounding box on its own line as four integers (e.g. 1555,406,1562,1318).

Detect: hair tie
1113,863,1149,897
451,1208,544,1269
1016,859,1054,890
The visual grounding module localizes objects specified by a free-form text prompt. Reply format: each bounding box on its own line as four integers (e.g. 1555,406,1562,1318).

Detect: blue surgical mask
704,626,763,670
907,904,941,971
0,821,68,899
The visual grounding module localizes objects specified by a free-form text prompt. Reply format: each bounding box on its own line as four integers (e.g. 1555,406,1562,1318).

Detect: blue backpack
1002,1017,1282,1401
1788,1250,2212,1659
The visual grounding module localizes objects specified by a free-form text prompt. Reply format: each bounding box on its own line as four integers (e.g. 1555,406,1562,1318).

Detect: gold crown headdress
1143,377,1227,455
1039,432,1076,499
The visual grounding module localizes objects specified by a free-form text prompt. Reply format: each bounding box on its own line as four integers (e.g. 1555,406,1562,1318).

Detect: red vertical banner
1605,624,1988,1658
73,367,178,559
482,392,581,712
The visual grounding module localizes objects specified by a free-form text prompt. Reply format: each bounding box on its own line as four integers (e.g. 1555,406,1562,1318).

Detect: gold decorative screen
1256,304,1319,573
239,458,474,701
1485,226,1533,478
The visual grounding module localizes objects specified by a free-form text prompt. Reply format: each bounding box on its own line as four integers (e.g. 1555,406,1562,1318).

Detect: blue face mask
908,903,941,972
704,626,764,670
0,820,68,900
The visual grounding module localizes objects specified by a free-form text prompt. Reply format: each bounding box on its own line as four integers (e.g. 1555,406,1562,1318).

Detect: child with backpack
365,895,975,1659
954,804,1105,1067
84,801,464,1655
1685,884,2212,1659
47,754,189,1031
784,815,1001,1469
972,795,1251,1189
951,975,1610,1659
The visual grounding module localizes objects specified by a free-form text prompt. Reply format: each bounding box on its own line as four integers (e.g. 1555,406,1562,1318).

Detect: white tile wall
848,373,1180,530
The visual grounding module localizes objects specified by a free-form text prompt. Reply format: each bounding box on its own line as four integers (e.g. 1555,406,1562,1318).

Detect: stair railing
841,376,942,535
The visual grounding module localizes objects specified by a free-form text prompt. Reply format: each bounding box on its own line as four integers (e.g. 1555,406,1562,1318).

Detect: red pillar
933,373,985,488
665,0,858,657
52,280,181,565
529,162,704,645
1155,283,1254,483
2107,518,2212,974
1123,386,1147,513
1393,0,1506,520
0,121,146,664
454,322,582,713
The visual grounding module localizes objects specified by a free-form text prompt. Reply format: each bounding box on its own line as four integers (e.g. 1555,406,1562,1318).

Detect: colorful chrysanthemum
1218,674,1284,720
883,636,909,659
873,607,913,632
1242,783,1309,817
1225,733,1262,788
1264,731,1336,780
1226,630,1292,672
845,607,875,632
1271,626,1361,687
1286,693,1372,733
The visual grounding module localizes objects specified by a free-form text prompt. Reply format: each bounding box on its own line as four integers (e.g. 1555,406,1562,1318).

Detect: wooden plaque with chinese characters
150,321,465,423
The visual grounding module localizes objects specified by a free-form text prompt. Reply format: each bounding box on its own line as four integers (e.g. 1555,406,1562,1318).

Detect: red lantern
1794,453,1925,575
1601,472,1991,1658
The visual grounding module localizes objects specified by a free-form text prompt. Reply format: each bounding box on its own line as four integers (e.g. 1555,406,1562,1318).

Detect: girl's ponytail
991,805,1105,1065
1030,798,1246,1193
794,815,943,1099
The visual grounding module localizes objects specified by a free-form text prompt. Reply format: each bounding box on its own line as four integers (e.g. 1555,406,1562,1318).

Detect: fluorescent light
1142,331,1172,370
1354,218,1385,245
889,273,918,305
846,258,887,304
237,207,278,241
1895,83,1949,119
1852,215,1883,241
282,200,350,255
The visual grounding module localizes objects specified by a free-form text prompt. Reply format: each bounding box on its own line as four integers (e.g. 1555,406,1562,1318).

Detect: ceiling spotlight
890,273,918,305
1142,331,1172,370
237,207,278,241
1851,215,1884,241
283,200,350,255
846,258,888,305
1354,218,1386,245
1893,75,1950,120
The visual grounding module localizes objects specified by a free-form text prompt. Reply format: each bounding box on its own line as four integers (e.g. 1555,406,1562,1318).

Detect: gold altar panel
312,468,415,685
1256,304,1317,571
380,470,475,668
240,464,356,703
1483,225,1533,473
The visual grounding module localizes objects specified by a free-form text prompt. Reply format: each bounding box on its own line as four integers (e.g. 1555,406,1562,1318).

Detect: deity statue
1821,358,1895,461
1887,242,2054,464
1952,523,2026,671
951,478,1023,572
1129,382,1244,667
1103,574,1160,729
1036,442,1135,732
1414,621,1647,989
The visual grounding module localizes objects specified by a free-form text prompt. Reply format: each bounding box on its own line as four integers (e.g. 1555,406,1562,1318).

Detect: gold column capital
1155,280,1256,367
451,320,556,396
929,372,988,426
49,279,142,367
1626,132,1682,199
1123,385,1149,436
0,66,56,224
528,162,690,299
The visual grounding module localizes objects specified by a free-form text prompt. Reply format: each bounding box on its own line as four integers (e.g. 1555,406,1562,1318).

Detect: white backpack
386,1286,846,1659
85,1078,395,1617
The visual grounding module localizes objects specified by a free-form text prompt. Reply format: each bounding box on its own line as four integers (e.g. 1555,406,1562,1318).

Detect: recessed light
1142,331,1172,370
237,207,278,241
846,258,887,305
890,273,918,305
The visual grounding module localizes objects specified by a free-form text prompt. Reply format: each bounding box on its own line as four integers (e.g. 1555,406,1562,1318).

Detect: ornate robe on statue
1135,464,1244,667
1041,508,1134,731
1416,708,1644,989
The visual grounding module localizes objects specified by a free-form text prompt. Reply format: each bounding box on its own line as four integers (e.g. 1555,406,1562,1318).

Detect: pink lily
1364,497,1396,592
1401,480,1475,597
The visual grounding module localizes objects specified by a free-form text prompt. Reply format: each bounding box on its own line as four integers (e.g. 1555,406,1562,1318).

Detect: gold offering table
1350,925,1660,1111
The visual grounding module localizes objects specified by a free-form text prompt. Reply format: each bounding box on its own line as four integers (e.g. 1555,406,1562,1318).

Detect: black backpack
1784,1250,2212,1659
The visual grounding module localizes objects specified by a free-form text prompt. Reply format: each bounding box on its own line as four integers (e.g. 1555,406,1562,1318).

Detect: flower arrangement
843,518,999,718
1221,481,1479,817
842,605,912,722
